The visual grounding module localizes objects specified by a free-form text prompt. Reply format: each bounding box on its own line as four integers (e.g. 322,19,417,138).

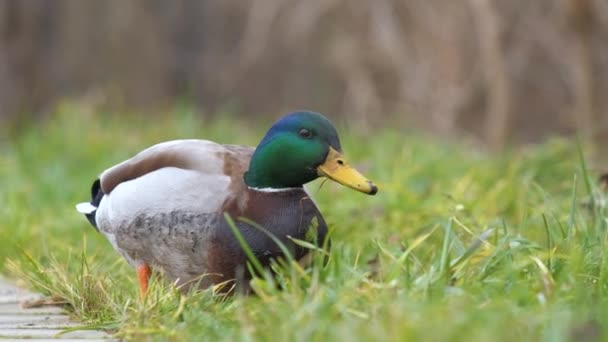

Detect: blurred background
0,0,607,148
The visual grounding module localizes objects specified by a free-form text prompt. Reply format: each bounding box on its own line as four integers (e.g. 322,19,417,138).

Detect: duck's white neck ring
247,186,303,193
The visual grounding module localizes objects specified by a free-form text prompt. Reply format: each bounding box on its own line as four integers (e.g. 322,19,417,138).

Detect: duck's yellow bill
317,147,378,195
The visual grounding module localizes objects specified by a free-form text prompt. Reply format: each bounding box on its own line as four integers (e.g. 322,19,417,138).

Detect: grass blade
223,213,265,276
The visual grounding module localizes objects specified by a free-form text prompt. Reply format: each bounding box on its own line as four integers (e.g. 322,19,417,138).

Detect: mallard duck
76,111,377,295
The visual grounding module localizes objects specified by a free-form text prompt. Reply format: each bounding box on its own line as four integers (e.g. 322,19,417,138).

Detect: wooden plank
0,278,115,340
0,328,113,339
0,302,65,315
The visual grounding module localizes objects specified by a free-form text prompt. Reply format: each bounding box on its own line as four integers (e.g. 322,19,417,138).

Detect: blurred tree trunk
0,0,56,121
565,0,596,142
468,0,511,149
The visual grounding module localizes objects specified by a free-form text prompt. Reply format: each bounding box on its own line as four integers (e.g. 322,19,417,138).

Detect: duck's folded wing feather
94,140,254,235
100,140,252,194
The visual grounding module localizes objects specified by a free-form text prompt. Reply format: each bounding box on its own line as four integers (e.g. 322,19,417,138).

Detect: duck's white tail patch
76,202,97,214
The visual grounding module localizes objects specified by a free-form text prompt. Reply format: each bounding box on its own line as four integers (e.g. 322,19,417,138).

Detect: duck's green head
244,111,377,195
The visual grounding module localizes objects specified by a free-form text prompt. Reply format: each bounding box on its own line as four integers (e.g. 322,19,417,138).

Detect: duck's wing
100,140,252,194
77,139,254,230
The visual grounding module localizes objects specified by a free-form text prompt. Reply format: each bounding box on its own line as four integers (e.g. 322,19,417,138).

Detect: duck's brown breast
206,187,328,288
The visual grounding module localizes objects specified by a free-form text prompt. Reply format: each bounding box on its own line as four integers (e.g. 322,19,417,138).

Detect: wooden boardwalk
0,278,116,341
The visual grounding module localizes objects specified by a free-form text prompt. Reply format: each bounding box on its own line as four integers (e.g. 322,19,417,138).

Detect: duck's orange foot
137,264,152,298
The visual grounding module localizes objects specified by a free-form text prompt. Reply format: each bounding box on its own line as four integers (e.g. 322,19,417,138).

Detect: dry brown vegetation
1,0,607,146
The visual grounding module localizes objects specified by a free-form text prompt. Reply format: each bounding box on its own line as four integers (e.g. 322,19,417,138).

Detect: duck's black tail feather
76,179,104,231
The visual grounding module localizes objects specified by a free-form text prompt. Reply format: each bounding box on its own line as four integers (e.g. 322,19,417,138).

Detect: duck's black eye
298,128,312,139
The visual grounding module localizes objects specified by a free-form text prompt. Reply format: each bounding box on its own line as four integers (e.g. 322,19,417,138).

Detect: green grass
1,104,607,341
